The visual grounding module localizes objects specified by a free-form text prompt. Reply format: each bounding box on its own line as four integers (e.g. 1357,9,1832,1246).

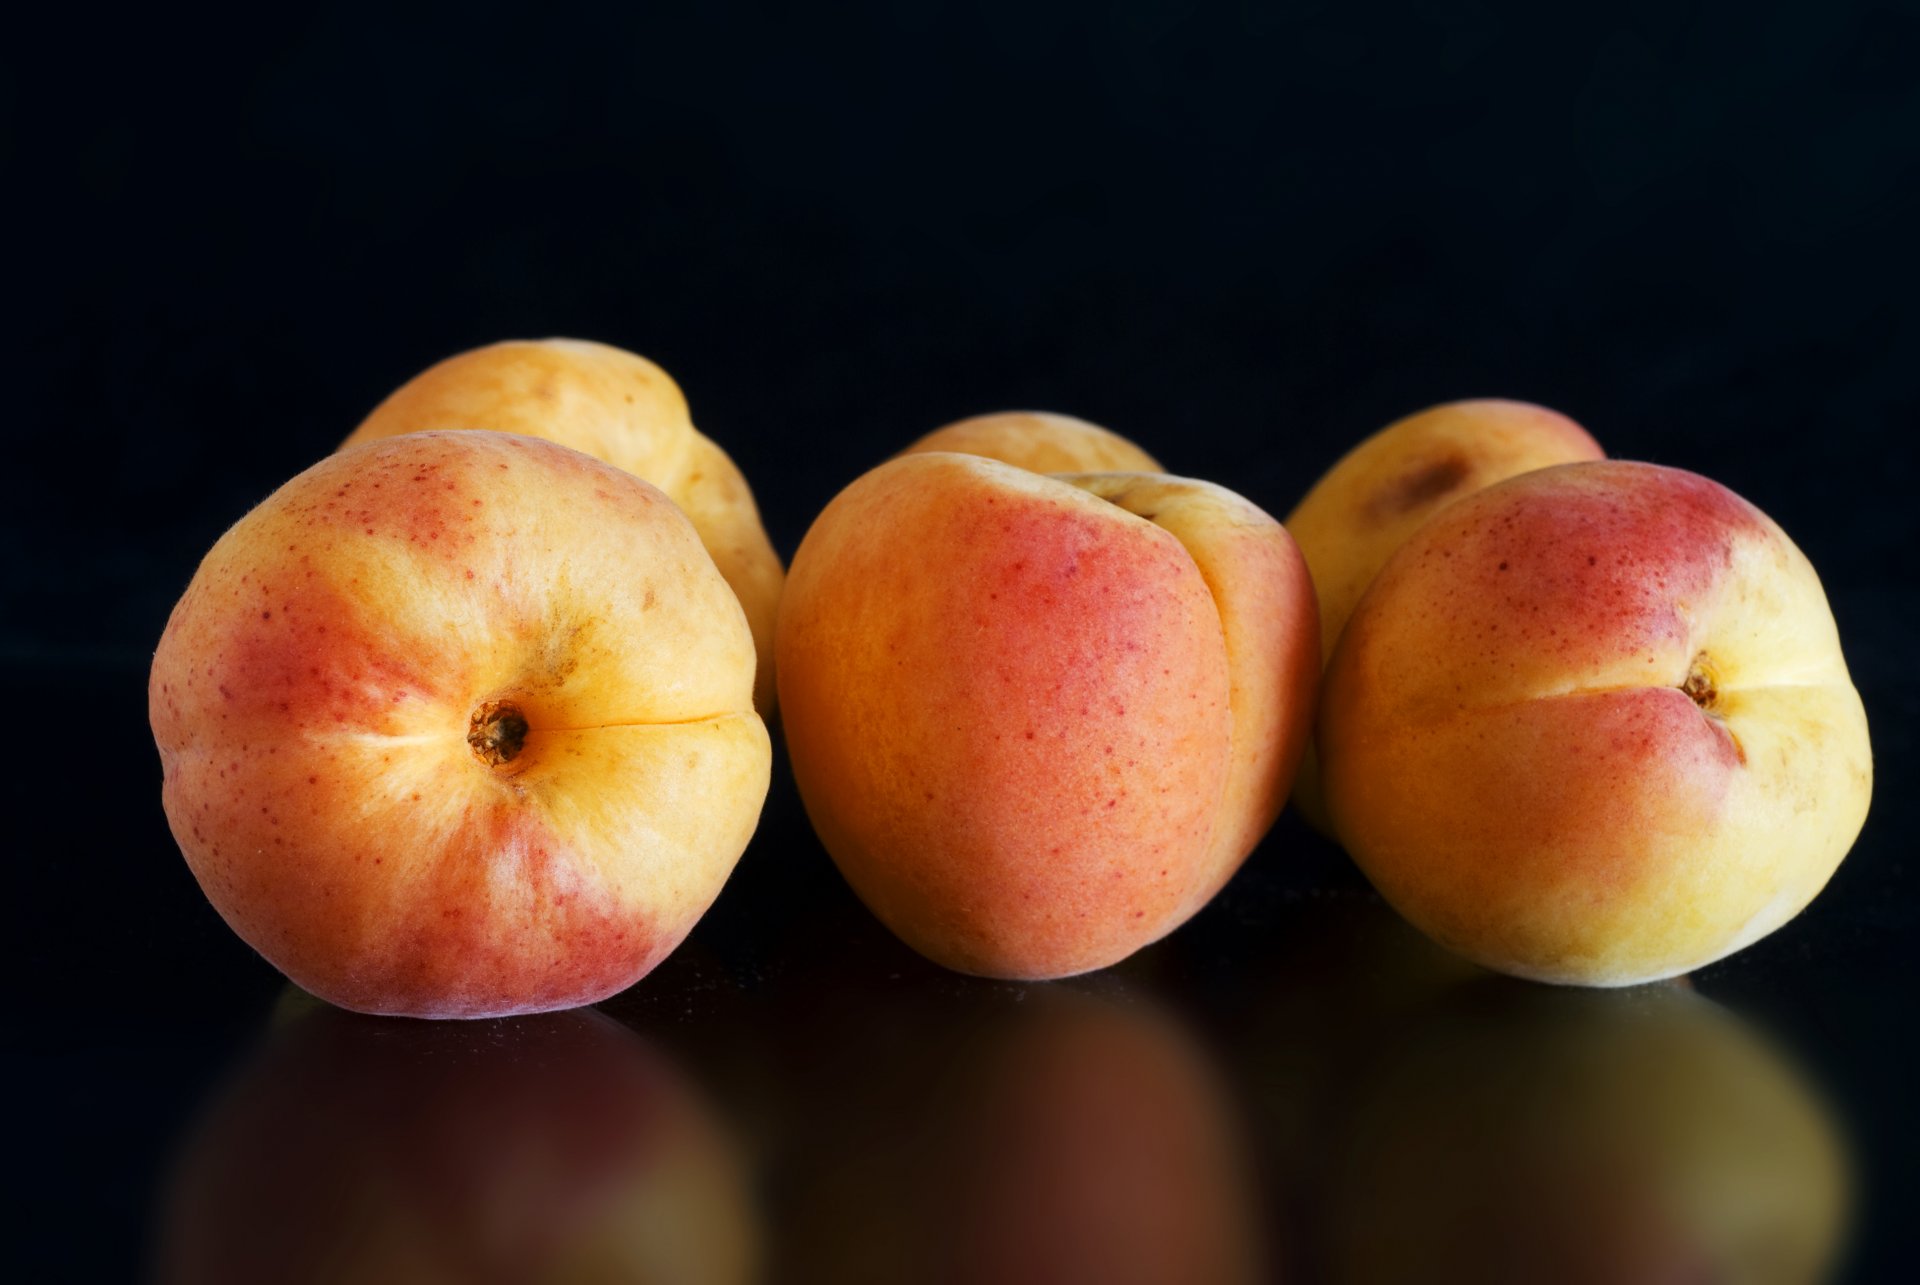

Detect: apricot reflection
152,998,758,1285
147,890,1853,1284
770,978,1263,1285
1310,978,1852,1285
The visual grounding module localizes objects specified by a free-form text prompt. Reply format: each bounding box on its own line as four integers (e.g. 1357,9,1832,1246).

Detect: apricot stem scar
469,700,529,766
1681,654,1718,711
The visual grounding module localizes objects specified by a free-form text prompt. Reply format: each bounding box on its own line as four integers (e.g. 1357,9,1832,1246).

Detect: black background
9,2,1918,1280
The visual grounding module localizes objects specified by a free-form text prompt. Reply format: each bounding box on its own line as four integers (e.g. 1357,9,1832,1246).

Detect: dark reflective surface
151,1001,758,1284
754,979,1261,1284
1308,980,1849,1285
126,856,1863,1284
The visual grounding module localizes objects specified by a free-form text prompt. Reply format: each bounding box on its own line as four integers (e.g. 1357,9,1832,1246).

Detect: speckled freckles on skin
342,339,786,714
1060,471,1320,923
1286,400,1604,670
151,431,770,1018
778,452,1317,979
1320,460,1872,986
1338,463,1772,722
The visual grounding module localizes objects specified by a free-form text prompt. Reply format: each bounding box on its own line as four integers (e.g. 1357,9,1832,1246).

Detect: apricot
776,452,1318,978
150,431,770,1017
1319,461,1871,985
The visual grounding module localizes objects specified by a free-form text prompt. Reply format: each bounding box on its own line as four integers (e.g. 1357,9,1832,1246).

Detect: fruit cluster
150,341,1872,1017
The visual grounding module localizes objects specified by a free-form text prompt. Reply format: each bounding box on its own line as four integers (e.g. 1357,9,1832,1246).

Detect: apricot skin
344,338,785,714
1285,399,1603,830
776,452,1317,979
1318,461,1871,986
900,410,1163,474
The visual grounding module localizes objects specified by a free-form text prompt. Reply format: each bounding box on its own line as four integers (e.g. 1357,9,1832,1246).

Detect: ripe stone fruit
343,337,785,714
900,410,1163,474
149,431,770,1018
1285,399,1604,831
1319,460,1871,986
777,451,1319,979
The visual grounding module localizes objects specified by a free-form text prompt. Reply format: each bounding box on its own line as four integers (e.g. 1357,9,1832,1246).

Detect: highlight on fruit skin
150,430,771,1019
1317,459,1871,987
900,410,1164,474
776,449,1319,980
344,337,786,714
1284,398,1605,833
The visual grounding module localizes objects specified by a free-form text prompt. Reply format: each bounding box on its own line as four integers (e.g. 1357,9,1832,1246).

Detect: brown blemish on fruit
1370,453,1471,519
